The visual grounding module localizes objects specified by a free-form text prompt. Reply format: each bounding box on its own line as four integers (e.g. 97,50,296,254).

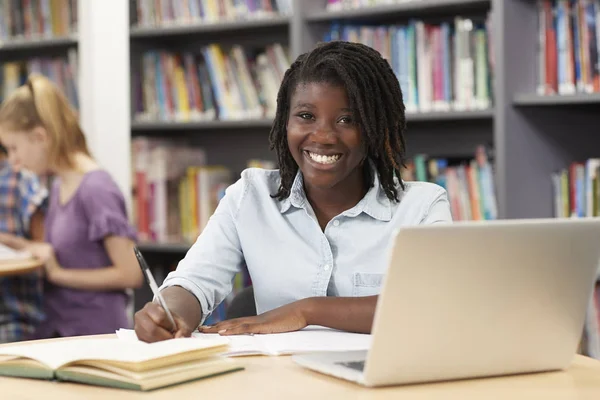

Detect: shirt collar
278,161,393,222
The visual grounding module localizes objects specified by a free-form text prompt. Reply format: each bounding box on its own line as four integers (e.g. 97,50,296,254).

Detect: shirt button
323,264,331,271
332,220,340,227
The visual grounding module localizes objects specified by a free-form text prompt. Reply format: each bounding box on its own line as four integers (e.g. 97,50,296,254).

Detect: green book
0,336,243,391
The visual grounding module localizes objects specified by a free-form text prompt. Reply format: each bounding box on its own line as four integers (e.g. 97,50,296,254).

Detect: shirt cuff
158,276,210,327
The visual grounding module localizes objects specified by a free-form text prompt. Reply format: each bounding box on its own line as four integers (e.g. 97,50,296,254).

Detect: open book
116,325,372,357
0,243,41,277
0,336,242,391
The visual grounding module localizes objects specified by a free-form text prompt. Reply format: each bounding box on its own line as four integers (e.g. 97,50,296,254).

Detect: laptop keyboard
336,360,365,372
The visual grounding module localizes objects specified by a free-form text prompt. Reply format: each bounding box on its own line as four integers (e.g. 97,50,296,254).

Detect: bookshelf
126,0,599,327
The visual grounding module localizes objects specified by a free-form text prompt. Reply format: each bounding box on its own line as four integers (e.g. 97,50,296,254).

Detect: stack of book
0,50,79,107
536,0,600,96
0,0,77,40
551,159,600,218
325,16,494,113
133,0,291,26
133,43,290,122
404,145,497,221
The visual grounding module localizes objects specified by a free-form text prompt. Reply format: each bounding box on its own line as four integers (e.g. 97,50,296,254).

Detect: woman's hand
135,302,194,342
27,242,62,282
198,299,311,335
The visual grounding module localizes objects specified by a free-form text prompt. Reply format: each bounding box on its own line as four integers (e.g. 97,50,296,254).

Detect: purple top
34,170,137,338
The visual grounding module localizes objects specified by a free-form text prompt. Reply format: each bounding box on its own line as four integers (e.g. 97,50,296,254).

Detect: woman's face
0,128,50,174
286,81,365,192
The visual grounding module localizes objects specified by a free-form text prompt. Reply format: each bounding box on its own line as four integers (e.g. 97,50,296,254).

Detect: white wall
78,0,131,212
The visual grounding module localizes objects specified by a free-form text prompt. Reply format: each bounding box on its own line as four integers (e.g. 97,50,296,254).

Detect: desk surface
2,337,600,399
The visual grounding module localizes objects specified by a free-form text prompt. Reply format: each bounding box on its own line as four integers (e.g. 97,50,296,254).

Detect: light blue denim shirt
160,166,452,323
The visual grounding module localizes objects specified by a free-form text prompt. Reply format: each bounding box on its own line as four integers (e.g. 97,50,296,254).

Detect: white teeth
307,151,341,165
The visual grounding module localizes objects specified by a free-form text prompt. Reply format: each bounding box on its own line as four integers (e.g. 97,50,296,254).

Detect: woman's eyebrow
292,102,315,110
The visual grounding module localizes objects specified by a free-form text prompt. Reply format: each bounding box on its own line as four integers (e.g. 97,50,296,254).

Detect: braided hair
268,40,407,202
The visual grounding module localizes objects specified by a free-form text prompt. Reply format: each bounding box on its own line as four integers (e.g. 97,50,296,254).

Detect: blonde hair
0,74,90,170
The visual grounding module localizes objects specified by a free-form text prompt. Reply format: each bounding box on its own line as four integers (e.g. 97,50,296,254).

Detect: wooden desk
0,258,41,277
2,337,600,399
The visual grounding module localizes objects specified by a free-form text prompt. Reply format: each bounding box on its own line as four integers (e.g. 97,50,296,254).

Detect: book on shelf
404,145,497,221
0,336,242,391
0,49,79,108
551,158,600,218
324,15,494,113
0,0,78,42
133,0,291,27
133,42,290,123
537,0,600,96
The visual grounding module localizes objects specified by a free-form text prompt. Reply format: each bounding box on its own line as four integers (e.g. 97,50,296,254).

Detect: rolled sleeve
421,187,453,225
160,177,246,325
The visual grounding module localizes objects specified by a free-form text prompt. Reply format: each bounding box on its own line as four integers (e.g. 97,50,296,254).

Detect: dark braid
268,41,407,202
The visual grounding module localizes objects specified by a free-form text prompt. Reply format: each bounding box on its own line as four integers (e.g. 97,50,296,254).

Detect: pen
133,246,177,332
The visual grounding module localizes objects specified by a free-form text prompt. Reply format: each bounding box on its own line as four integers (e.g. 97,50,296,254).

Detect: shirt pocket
352,272,384,297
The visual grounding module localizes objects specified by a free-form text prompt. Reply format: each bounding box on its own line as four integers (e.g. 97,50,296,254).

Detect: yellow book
0,337,242,391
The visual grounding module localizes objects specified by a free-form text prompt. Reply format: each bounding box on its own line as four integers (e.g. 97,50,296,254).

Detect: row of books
403,145,498,221
133,0,291,27
131,136,275,244
326,0,434,11
0,0,77,41
133,43,290,122
551,159,600,218
326,16,493,113
537,0,600,96
0,49,78,107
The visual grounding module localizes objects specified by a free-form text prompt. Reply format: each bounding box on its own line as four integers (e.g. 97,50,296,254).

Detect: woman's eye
339,116,353,124
298,113,313,120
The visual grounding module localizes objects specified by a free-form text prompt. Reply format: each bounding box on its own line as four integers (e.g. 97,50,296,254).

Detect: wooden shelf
131,119,274,132
513,93,600,106
306,0,491,22
137,242,191,254
406,109,494,122
130,16,289,38
0,35,77,52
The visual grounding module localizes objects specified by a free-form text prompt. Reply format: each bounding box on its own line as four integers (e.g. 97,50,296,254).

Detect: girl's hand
198,300,310,336
27,243,61,282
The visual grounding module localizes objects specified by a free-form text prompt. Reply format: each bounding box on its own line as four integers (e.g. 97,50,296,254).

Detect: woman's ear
29,126,49,144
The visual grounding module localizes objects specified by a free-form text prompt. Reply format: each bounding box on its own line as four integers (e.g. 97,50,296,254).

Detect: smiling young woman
134,41,453,343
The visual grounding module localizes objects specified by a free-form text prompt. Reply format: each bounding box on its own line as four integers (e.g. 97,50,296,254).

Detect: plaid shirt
0,161,48,343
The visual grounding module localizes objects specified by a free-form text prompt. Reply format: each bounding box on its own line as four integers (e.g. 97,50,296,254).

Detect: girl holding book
135,41,453,342
0,75,143,338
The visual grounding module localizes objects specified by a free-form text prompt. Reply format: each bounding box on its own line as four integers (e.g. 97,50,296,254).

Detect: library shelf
305,0,491,22
137,242,191,254
513,93,600,107
0,35,77,52
406,109,494,122
130,16,290,39
131,119,274,133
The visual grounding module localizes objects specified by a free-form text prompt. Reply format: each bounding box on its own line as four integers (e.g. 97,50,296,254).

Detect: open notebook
0,243,41,277
0,336,242,391
116,325,372,357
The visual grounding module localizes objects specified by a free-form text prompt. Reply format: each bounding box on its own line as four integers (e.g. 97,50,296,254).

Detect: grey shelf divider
306,0,491,21
513,93,600,106
130,16,290,38
0,35,77,52
131,119,274,132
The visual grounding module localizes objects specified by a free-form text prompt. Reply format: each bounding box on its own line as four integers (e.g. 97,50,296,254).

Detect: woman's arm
199,295,378,335
34,236,144,291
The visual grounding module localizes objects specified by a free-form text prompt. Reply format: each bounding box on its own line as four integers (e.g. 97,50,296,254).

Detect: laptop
292,218,600,387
